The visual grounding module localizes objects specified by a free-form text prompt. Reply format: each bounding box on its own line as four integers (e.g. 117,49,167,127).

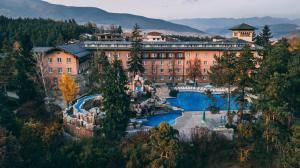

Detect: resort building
85,23,261,83
34,23,261,86
33,44,91,89
144,32,166,42
230,23,256,42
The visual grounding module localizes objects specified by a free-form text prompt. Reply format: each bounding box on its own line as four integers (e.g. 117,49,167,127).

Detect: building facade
34,23,261,86
33,44,91,90
86,39,261,83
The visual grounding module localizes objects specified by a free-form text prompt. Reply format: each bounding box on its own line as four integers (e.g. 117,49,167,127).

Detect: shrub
169,89,179,97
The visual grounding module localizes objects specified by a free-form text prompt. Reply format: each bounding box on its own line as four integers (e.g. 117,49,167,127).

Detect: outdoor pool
167,91,242,111
143,111,182,127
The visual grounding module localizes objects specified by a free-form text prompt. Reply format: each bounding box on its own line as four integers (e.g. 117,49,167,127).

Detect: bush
169,89,179,97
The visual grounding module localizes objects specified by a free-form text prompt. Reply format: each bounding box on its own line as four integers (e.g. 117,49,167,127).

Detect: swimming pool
73,95,100,113
166,91,242,111
143,111,182,127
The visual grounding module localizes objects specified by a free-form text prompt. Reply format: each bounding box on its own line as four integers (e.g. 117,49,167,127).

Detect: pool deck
173,111,229,138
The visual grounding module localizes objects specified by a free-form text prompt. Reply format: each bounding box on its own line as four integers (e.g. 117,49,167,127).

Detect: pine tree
234,45,256,122
88,52,110,93
255,25,272,47
101,59,130,139
127,24,145,77
209,51,237,125
13,35,41,103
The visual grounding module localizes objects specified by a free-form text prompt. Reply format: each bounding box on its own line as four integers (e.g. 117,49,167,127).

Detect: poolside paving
174,111,228,139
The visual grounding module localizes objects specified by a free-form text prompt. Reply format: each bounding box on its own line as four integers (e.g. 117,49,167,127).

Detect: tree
209,52,237,125
88,52,110,93
282,124,300,168
0,128,23,168
148,122,180,168
250,39,295,166
255,25,272,47
187,58,202,85
20,121,46,167
101,59,130,139
58,74,79,106
234,45,256,122
13,35,42,104
127,24,145,77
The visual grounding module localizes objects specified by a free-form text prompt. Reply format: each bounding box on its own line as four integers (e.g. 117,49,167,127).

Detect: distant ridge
171,17,300,38
0,0,205,34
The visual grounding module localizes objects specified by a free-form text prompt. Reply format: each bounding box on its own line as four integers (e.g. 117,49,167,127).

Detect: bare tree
187,58,202,86
33,52,50,98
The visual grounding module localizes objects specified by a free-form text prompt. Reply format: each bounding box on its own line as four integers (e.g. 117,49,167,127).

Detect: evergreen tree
234,45,256,122
101,59,130,139
88,52,110,93
127,24,145,77
283,124,300,168
13,35,41,103
0,128,23,168
209,52,237,125
255,25,272,47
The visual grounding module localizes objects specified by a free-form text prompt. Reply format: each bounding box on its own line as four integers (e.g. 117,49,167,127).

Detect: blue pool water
143,111,182,126
74,95,99,113
167,91,242,111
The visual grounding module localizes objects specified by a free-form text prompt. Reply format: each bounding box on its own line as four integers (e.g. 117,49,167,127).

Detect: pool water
167,91,242,111
143,111,182,126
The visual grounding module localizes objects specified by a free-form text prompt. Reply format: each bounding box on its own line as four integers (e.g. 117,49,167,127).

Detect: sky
45,0,300,20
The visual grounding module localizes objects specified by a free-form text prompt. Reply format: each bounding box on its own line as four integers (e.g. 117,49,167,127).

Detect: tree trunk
227,84,232,125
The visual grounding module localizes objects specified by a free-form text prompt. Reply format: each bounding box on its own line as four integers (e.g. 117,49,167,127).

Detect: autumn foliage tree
58,74,79,105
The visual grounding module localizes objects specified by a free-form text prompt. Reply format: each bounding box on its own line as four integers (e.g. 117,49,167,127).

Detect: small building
144,32,166,42
33,44,91,91
230,23,256,43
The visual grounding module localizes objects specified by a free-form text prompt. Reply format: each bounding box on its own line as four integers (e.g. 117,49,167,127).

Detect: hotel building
34,23,261,86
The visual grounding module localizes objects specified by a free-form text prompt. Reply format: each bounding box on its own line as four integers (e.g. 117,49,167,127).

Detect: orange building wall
91,49,258,83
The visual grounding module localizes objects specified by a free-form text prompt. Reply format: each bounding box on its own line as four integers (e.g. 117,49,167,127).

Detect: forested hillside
0,16,93,49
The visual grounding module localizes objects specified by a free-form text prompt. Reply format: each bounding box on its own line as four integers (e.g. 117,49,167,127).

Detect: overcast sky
45,0,300,20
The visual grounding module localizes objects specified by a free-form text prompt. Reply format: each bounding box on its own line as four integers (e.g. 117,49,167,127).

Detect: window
57,58,62,63
67,68,72,74
177,69,180,73
203,76,207,80
204,61,208,65
160,76,164,80
143,61,147,65
169,53,173,58
160,61,163,65
48,67,53,73
178,60,182,65
169,76,173,80
67,58,71,63
160,69,164,73
48,58,52,64
58,68,63,74
203,68,206,73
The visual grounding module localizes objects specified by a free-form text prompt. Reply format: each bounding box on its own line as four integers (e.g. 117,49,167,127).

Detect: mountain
171,17,300,38
0,0,205,34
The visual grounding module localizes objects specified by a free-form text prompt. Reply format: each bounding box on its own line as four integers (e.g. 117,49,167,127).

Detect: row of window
143,60,211,65
48,57,72,64
151,76,208,81
146,68,208,73
48,67,72,74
